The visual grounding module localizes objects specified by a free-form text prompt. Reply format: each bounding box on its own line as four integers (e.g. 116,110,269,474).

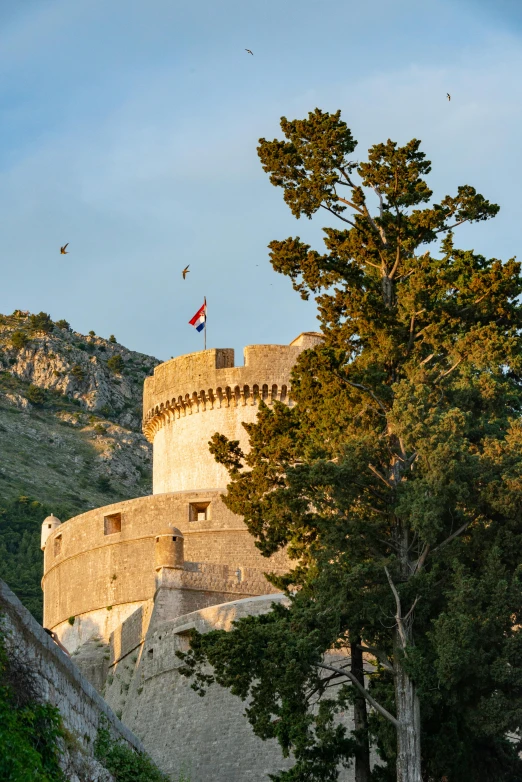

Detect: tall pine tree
179,110,522,782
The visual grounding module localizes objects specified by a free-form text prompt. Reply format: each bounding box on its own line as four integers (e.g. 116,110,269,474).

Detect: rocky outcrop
0,311,159,431
0,310,161,509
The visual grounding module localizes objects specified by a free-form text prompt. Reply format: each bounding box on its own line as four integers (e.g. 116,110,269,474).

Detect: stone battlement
142,333,322,442
143,333,322,493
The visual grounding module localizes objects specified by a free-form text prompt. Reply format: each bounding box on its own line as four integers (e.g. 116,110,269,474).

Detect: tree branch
316,662,398,728
320,204,358,229
333,373,388,414
358,645,395,673
431,521,471,555
384,567,409,652
368,464,394,489
435,358,462,382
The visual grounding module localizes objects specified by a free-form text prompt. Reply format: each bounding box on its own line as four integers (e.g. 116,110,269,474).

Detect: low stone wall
0,578,144,758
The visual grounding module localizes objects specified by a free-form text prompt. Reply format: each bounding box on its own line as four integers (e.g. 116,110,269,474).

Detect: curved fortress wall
143,334,322,494
42,492,289,641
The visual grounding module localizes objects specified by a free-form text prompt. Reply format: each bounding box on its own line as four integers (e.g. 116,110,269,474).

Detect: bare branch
358,645,395,673
413,544,430,574
403,596,420,624
368,464,394,489
435,358,462,382
431,521,471,554
435,219,468,234
316,662,398,728
335,195,366,216
333,373,388,414
384,567,409,652
320,204,358,229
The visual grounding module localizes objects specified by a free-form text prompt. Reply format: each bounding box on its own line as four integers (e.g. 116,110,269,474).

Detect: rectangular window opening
189,502,211,522
104,512,122,535
54,535,62,557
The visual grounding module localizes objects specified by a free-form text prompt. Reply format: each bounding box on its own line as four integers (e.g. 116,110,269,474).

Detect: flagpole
204,296,207,351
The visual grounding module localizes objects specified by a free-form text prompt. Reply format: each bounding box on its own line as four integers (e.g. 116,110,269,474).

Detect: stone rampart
0,579,144,764
143,334,322,493
42,491,288,637
105,595,295,781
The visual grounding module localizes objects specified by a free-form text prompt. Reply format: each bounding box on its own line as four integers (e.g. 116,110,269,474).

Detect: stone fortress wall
42,491,288,648
0,578,144,780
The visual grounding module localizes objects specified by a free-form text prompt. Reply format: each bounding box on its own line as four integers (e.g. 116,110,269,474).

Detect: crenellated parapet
142,333,322,444
142,333,322,494
143,381,291,441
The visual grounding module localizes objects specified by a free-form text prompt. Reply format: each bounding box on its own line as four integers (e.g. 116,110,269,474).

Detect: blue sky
1,0,521,361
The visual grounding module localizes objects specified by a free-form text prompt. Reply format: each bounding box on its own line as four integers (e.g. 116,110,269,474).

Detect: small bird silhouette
182,265,190,279
245,49,253,55
60,243,69,254
447,93,451,101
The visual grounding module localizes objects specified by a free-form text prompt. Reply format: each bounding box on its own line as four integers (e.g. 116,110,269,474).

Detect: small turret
154,527,184,571
41,514,61,551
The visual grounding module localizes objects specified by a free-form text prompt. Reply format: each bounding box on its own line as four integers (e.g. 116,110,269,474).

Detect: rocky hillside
0,310,160,512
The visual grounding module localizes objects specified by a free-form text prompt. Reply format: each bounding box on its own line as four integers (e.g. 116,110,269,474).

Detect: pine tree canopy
179,109,522,782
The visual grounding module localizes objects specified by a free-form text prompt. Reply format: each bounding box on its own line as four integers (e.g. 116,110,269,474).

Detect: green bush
71,364,85,382
109,335,117,344
0,630,66,781
26,385,46,406
107,355,124,374
96,475,112,492
88,330,95,337
95,717,169,782
29,312,53,334
55,319,70,330
11,331,29,351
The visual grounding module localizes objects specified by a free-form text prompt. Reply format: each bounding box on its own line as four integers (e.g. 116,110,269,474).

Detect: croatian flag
189,301,206,332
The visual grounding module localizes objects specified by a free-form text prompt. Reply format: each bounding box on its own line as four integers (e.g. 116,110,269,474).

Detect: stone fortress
40,333,327,781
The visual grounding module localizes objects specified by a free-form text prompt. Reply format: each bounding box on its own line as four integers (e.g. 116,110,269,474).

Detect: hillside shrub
11,331,29,351
107,355,124,374
95,717,169,782
71,364,85,382
29,312,53,334
96,476,112,493
55,320,70,331
109,335,117,344
26,385,46,406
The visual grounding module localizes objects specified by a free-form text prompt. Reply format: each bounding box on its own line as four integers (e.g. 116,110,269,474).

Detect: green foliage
88,330,95,337
11,331,29,351
0,629,66,781
107,355,124,374
109,335,117,344
70,364,85,382
0,498,49,622
26,385,46,407
55,319,70,331
96,475,113,493
183,110,522,781
29,312,53,334
94,717,169,782
67,616,75,626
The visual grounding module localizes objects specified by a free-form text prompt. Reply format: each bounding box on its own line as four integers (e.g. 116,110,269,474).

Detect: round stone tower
41,333,322,649
154,527,184,571
142,333,323,494
40,514,61,551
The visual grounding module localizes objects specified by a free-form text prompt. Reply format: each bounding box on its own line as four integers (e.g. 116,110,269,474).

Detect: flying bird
182,265,190,279
245,49,253,55
447,93,451,101
60,243,69,254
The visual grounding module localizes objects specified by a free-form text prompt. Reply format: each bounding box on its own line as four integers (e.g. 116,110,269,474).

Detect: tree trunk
395,658,421,782
351,640,371,782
